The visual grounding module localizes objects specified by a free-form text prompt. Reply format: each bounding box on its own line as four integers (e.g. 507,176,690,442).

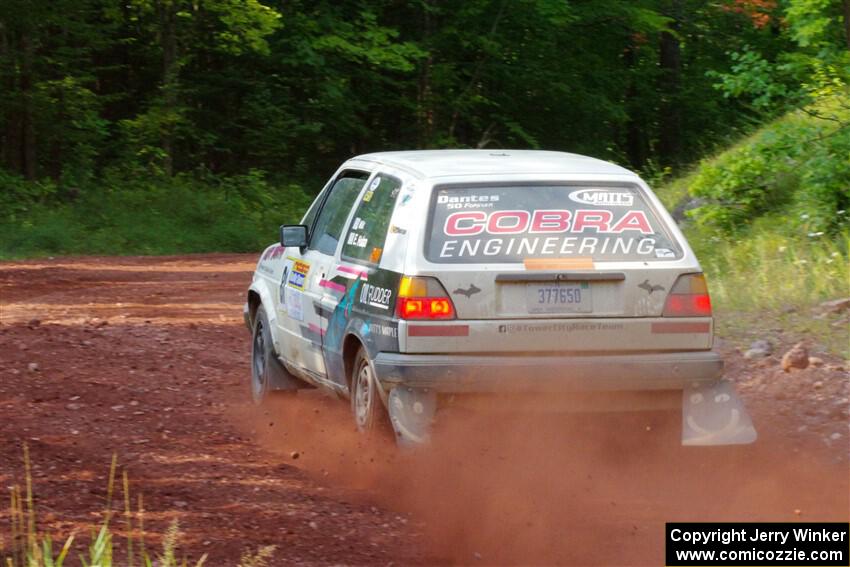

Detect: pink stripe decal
337,265,368,279
308,322,325,336
408,325,470,337
319,279,347,293
651,322,711,334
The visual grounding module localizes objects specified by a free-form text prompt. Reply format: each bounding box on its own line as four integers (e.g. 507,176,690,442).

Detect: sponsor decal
638,280,665,294
443,209,653,236
497,321,625,333
368,322,398,338
285,287,304,321
287,260,310,290
452,284,481,298
437,194,500,204
347,218,369,249
655,248,675,258
359,283,392,310
319,279,347,294
347,232,368,248
389,225,407,235
323,279,362,350
437,193,500,210
439,236,657,259
568,188,634,207
336,265,369,280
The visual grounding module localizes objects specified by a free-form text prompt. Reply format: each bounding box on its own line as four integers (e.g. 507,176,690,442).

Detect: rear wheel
351,347,390,435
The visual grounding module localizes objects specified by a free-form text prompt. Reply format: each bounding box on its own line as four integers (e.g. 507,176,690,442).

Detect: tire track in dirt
0,254,432,565
1,254,847,566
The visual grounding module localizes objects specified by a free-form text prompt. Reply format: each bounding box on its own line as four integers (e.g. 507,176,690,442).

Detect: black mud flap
269,355,312,391
682,380,757,446
388,387,437,446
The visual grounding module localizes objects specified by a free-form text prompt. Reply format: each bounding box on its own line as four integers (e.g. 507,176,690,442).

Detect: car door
321,171,408,389
277,169,371,383
275,188,324,375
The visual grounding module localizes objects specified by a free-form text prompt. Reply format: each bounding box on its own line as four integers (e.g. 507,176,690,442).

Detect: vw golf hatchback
244,150,756,446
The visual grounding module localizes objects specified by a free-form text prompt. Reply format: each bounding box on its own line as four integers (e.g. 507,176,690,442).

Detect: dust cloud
232,389,849,566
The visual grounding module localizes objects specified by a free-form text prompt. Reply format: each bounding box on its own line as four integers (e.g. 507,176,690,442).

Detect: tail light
663,273,712,317
396,276,456,320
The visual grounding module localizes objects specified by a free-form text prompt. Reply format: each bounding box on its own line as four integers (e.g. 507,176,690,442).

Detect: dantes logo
437,194,500,204
568,189,634,207
443,209,653,236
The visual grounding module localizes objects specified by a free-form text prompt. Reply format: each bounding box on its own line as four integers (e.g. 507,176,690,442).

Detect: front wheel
350,347,390,435
250,305,275,404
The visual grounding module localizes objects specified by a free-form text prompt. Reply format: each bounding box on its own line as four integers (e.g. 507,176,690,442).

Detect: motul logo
443,209,653,236
568,189,634,207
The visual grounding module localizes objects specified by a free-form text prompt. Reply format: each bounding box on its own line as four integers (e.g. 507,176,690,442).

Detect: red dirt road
1,254,848,566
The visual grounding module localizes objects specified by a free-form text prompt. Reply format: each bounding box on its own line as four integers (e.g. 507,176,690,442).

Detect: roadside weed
1,445,210,567
696,230,849,310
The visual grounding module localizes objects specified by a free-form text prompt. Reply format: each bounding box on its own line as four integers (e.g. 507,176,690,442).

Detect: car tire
350,347,390,435
250,305,288,404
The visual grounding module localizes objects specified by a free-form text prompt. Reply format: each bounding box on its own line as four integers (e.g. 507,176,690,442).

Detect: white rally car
244,150,756,446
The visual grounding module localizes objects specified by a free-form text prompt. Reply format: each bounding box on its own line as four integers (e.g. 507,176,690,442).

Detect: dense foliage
682,0,850,236
0,0,848,257
650,0,850,320
682,100,850,235
0,1,795,182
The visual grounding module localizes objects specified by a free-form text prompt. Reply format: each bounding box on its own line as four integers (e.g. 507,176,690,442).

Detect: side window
309,170,370,256
342,174,403,265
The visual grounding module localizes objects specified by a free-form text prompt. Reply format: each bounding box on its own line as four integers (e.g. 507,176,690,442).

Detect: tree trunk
623,44,646,168
448,0,507,141
417,1,434,148
20,29,36,180
160,0,178,176
0,20,10,171
658,1,682,166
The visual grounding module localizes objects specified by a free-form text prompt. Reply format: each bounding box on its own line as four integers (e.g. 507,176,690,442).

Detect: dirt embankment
1,255,847,566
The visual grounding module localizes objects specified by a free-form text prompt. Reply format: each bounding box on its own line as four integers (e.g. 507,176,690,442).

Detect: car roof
351,149,636,179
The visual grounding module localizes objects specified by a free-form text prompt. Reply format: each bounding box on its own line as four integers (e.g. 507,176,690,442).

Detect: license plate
525,282,591,313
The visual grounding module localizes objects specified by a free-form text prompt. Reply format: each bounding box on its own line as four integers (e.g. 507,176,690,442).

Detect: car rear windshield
426,184,682,264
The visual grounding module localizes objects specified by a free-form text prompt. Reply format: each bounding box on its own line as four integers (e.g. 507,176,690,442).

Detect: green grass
694,229,849,311
0,171,312,260
1,445,273,567
697,229,850,358
654,96,850,356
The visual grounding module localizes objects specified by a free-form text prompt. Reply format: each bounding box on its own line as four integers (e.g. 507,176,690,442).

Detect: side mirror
280,225,308,248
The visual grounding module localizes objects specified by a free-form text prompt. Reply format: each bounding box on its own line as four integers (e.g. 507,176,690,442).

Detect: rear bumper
374,351,723,393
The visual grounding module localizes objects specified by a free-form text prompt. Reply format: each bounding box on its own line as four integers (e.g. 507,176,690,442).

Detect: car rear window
426,184,682,263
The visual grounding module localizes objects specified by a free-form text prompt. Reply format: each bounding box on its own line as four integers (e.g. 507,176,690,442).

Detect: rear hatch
403,181,711,353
